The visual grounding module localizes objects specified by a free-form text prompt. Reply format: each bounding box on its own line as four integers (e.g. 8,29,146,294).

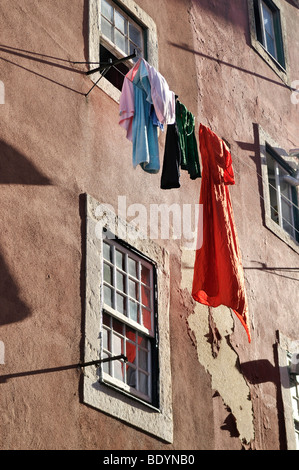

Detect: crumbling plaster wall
182,248,255,446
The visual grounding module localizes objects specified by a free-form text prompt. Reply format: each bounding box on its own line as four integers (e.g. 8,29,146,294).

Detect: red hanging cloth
192,124,251,343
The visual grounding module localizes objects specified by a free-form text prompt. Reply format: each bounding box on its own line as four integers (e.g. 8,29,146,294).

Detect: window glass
279,172,295,237
102,240,154,333
253,0,285,68
266,150,299,241
100,0,144,90
100,0,144,59
262,2,277,58
102,311,153,401
101,237,156,403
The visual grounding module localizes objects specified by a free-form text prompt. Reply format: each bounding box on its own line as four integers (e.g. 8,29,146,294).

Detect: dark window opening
100,45,130,91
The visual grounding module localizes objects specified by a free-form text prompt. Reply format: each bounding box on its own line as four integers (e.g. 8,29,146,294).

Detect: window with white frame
100,0,145,90
88,0,158,101
253,0,285,68
101,237,158,406
83,194,173,443
259,129,299,253
265,147,299,242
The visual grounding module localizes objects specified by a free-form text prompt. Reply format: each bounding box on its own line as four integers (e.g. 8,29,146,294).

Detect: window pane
126,326,136,343
114,359,125,382
103,242,112,262
129,23,142,48
139,347,148,371
103,312,111,327
279,169,295,236
139,372,148,395
102,327,110,350
262,3,275,37
104,285,113,307
116,293,126,315
141,264,151,286
142,307,152,330
101,17,113,42
129,300,138,322
141,286,151,308
116,270,125,292
115,10,126,34
266,153,279,224
112,332,123,356
112,317,123,335
281,200,294,236
104,262,113,285
126,366,136,387
128,279,138,300
262,2,277,58
265,31,276,58
115,250,125,270
126,341,137,366
115,30,127,54
128,258,137,278
138,336,148,349
101,0,113,21
269,185,279,224
102,351,110,374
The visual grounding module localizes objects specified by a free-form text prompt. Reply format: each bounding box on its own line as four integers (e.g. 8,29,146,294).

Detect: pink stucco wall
0,0,298,450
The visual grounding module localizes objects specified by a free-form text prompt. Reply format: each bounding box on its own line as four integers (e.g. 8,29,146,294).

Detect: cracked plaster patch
182,248,254,444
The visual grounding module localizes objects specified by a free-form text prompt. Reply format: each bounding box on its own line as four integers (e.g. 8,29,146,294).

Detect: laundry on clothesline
118,60,250,343
119,59,200,181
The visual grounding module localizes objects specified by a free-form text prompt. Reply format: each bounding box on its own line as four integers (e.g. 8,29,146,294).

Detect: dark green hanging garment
176,100,201,180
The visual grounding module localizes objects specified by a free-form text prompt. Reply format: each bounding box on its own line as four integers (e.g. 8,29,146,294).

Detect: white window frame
100,0,144,64
259,127,299,254
266,151,298,241
83,194,173,443
101,237,157,405
88,0,158,103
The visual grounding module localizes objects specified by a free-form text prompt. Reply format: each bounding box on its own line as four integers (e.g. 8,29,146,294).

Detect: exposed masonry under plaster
181,248,255,445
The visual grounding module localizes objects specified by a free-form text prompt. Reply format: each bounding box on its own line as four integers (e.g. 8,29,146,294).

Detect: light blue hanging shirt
132,60,160,174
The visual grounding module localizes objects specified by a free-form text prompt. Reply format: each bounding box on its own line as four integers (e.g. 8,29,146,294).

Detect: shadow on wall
168,41,294,92
240,352,291,449
0,45,86,96
0,252,31,326
235,123,265,224
0,140,52,325
0,140,52,185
